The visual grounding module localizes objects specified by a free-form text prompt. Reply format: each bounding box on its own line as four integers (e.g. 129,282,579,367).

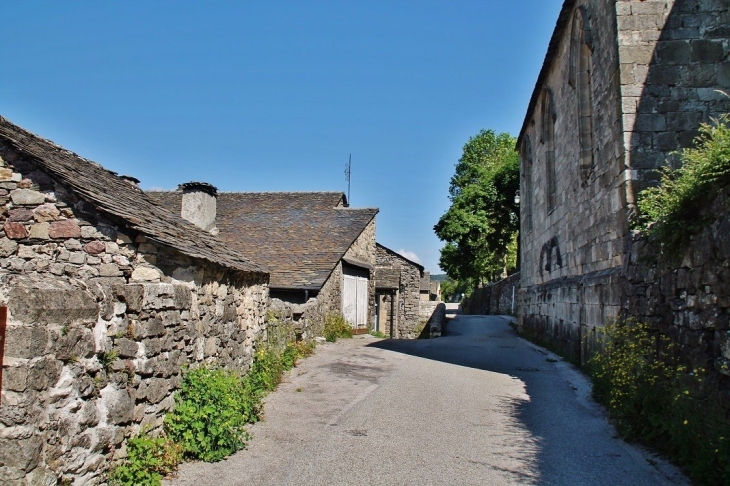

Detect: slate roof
148,190,378,289
516,0,576,147
0,116,266,275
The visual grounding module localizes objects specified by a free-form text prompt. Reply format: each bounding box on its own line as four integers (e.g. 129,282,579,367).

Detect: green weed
323,312,353,342
587,319,730,485
108,431,182,486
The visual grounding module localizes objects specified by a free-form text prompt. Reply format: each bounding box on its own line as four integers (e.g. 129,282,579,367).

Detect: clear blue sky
3,1,562,273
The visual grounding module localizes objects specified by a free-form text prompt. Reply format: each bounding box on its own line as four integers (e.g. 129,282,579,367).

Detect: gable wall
375,246,423,338
301,218,377,333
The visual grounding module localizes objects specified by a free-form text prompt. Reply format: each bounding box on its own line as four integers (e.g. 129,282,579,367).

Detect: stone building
0,116,269,484
374,243,426,338
148,190,378,335
517,0,730,361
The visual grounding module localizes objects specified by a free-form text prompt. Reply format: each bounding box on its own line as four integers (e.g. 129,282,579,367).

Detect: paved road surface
165,309,686,485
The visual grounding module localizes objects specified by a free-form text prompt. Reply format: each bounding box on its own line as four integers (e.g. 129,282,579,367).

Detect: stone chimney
178,182,218,234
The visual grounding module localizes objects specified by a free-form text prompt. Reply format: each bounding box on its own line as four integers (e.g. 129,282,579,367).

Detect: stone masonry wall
621,187,730,393
0,146,268,484
617,0,730,199
519,0,627,358
464,272,521,317
375,245,422,338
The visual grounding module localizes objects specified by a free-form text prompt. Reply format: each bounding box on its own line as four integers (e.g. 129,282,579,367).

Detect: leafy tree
434,129,519,288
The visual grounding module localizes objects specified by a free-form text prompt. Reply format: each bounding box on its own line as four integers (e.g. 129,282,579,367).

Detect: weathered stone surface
84,240,106,255
100,386,133,425
28,357,63,391
8,209,34,222
114,284,144,312
0,167,13,181
68,252,86,265
10,188,45,205
31,203,60,222
0,237,18,257
54,327,96,361
4,221,28,240
115,338,138,358
49,220,81,239
132,266,162,282
27,222,50,240
0,434,43,471
8,284,98,326
99,263,122,277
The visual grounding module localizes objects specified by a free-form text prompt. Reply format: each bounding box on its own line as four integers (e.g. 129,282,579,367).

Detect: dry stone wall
621,187,730,391
0,145,268,484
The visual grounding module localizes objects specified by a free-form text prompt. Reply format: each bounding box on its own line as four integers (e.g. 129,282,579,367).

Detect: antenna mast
345,154,351,203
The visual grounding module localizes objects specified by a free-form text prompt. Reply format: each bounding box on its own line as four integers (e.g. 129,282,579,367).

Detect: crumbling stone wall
0,147,268,484
375,245,422,338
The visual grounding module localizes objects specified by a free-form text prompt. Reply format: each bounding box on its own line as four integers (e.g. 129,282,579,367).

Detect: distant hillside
430,273,447,282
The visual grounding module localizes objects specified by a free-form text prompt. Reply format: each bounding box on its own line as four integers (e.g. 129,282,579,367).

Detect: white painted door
342,266,369,328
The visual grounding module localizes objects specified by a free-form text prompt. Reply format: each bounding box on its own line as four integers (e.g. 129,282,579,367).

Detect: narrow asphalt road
165,310,687,485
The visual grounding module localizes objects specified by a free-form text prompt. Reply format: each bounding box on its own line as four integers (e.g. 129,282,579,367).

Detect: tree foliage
434,129,519,288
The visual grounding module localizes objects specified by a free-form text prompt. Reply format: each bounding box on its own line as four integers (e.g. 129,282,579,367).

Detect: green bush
108,432,182,486
164,366,250,462
323,312,353,342
587,319,730,485
637,113,730,252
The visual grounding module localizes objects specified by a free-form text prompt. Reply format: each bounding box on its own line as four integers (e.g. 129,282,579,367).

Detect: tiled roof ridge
0,115,267,275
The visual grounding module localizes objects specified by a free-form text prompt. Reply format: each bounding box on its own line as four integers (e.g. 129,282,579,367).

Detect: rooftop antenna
345,153,351,203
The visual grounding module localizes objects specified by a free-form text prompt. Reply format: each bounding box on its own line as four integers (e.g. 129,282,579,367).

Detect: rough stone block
115,338,138,358
10,188,45,206
49,220,81,239
84,240,106,255
27,222,50,240
100,386,133,425
4,325,47,358
99,263,122,277
54,327,96,360
8,209,33,222
32,203,60,222
8,285,98,326
0,237,18,257
4,221,28,240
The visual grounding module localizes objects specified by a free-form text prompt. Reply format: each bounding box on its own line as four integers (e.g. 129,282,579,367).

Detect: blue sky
2,1,562,273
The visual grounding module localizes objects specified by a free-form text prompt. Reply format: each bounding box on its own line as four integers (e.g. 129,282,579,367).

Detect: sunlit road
166,309,685,485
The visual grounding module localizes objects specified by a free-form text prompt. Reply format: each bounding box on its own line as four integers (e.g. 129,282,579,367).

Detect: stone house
0,116,270,484
517,0,730,362
148,190,378,335
374,243,425,338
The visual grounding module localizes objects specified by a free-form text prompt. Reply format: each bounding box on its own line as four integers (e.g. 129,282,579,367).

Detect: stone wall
375,245,422,338
617,0,730,198
518,0,730,361
0,148,268,484
621,187,730,386
464,273,521,317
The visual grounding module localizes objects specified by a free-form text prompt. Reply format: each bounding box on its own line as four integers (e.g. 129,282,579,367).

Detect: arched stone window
541,87,557,212
571,7,594,182
521,136,533,232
